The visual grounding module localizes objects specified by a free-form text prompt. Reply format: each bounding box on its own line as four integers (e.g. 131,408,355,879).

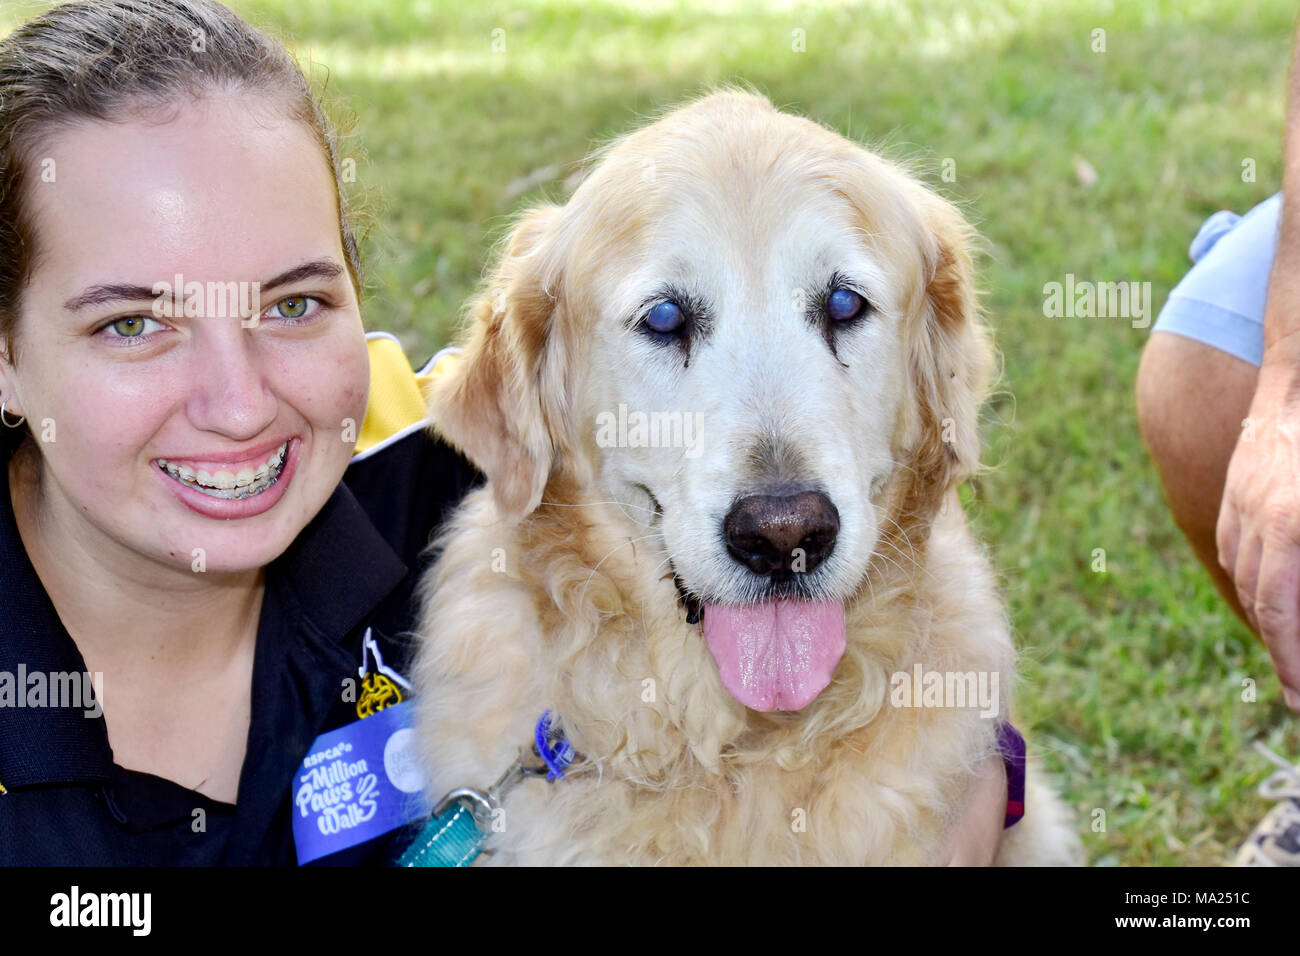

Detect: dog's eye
645,300,685,334
827,288,867,322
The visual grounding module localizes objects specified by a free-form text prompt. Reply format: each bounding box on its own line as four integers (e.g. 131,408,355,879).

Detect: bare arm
1264,23,1300,360
941,754,1008,866
1216,20,1300,710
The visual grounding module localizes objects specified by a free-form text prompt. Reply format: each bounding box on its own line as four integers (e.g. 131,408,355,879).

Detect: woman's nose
183,326,279,440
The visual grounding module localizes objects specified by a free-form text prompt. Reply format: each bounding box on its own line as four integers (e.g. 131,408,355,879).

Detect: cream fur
412,89,1081,866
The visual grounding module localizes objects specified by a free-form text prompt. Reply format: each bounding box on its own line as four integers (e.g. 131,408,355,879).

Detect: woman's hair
0,0,364,367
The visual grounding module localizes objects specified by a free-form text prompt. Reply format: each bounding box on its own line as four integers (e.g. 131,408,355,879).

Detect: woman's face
0,92,370,575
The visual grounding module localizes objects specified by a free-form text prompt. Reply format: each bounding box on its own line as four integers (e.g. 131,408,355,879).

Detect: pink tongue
702,599,846,711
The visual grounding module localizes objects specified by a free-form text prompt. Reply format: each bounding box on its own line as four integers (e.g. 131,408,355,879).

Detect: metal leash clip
432,744,550,831
430,711,577,832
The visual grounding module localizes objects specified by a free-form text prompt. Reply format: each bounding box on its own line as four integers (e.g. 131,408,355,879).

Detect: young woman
0,0,1008,865
0,0,479,864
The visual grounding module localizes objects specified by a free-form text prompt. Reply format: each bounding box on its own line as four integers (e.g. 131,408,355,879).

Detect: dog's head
433,89,992,714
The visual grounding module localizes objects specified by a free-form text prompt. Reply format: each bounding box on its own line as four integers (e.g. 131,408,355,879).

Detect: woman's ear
429,203,570,519
0,345,25,421
903,186,994,510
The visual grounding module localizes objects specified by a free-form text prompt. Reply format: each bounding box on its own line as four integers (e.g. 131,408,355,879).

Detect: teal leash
398,710,577,868
398,801,487,867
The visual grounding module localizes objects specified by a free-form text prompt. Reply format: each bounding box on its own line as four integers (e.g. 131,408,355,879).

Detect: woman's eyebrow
63,283,157,313
62,258,346,313
261,258,345,294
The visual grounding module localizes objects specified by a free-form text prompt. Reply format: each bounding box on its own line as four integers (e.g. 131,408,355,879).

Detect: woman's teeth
155,442,288,500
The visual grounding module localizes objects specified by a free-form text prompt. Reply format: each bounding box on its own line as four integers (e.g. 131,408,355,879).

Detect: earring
0,399,25,428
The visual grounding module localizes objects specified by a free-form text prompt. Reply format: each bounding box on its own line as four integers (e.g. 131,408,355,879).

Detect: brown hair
0,0,364,367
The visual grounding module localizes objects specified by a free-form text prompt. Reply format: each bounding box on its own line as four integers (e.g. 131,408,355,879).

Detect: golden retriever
412,89,1080,865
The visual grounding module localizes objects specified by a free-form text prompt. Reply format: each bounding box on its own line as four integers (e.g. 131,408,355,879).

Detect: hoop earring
0,399,25,429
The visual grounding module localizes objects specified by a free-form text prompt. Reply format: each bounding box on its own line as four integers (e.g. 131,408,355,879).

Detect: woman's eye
266,295,319,321
827,287,868,322
105,315,164,339
645,300,685,334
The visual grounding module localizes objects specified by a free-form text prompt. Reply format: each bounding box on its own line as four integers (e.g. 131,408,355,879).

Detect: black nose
723,491,840,578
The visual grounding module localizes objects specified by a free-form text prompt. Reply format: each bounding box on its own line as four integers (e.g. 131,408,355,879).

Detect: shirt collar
0,423,409,790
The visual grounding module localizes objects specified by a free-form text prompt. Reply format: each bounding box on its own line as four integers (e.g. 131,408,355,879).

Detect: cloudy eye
645,300,685,334
827,287,867,322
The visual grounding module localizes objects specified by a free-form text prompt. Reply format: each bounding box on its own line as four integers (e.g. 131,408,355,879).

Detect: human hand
1216,355,1300,711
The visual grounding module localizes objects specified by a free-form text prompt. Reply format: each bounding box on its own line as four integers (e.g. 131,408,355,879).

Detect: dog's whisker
878,516,921,567
873,516,942,589
576,533,664,609
540,498,660,516
867,549,922,591
646,551,676,580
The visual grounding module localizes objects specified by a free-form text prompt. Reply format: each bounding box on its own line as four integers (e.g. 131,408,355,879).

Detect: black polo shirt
0,348,480,865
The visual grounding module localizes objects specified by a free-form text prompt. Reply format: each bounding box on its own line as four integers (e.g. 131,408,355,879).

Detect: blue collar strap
534,709,575,781
398,714,1028,864
397,711,576,867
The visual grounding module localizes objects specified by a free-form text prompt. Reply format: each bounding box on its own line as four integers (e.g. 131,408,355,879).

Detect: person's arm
1216,21,1300,711
940,753,1008,865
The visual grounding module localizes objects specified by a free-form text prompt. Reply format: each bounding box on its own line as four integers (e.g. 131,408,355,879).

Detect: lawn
4,0,1296,865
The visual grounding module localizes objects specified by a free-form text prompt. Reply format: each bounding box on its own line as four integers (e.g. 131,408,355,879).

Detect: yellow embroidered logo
354,627,411,720
357,671,403,719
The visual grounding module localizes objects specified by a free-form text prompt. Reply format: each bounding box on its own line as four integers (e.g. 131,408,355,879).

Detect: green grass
5,0,1297,865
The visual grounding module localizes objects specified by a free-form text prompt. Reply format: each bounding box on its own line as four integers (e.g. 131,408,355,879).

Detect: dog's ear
903,187,993,508
429,203,573,519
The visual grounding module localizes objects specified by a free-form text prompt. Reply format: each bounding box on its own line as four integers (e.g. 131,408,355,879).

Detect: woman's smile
156,435,291,497
157,440,286,498
153,435,304,520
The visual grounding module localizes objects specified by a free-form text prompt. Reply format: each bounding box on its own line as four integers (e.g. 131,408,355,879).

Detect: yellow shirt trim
355,335,459,456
